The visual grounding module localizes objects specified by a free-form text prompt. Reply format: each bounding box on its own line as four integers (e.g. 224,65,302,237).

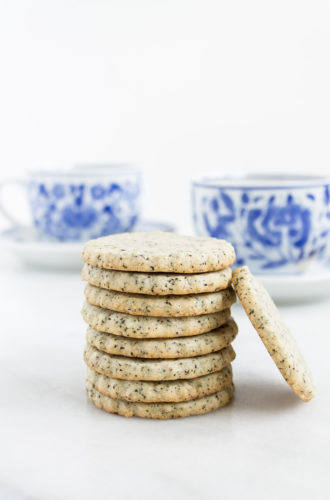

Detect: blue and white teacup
192,173,330,274
0,164,141,242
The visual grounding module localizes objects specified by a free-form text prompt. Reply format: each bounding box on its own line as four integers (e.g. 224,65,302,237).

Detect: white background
0,0,330,232
1,4,330,500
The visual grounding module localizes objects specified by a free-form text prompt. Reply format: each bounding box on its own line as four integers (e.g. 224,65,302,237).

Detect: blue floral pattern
192,184,330,273
28,176,141,241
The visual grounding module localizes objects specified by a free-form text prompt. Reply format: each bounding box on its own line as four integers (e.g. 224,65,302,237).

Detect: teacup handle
0,178,28,226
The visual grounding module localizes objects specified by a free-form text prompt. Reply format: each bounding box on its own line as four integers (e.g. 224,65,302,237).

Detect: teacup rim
191,172,330,189
27,163,141,178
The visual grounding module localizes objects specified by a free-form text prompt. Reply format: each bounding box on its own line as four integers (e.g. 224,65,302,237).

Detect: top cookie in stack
81,232,237,419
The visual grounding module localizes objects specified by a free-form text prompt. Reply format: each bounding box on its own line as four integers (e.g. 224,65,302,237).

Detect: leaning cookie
86,380,234,419
81,301,231,338
82,264,232,295
86,365,233,403
84,284,236,317
84,343,236,381
86,318,238,359
82,232,235,273
232,266,316,402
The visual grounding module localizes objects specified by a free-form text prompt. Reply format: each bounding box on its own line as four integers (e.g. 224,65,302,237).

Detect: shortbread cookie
84,343,236,381
232,266,315,402
81,301,231,338
86,380,234,419
82,232,235,273
86,318,238,358
82,264,232,295
84,284,236,317
87,365,233,402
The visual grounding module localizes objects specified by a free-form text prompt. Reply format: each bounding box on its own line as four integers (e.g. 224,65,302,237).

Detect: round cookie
82,263,232,295
86,380,234,419
81,301,231,338
84,343,236,381
84,284,236,317
87,365,233,403
81,231,236,273
232,265,316,402
86,318,238,358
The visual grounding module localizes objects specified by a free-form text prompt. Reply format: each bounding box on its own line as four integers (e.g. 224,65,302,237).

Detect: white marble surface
1,251,330,500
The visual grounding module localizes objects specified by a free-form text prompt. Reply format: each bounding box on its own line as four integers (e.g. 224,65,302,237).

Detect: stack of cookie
81,232,237,419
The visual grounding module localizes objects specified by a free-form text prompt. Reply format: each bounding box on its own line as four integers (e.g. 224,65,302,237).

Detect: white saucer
258,271,330,304
0,221,175,270
2,224,329,303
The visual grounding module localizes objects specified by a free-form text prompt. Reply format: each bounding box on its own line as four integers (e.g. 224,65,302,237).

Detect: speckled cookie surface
86,365,233,402
84,343,236,381
82,264,232,295
86,380,234,418
232,266,315,402
81,301,231,338
81,232,235,273
85,283,236,317
86,318,238,358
